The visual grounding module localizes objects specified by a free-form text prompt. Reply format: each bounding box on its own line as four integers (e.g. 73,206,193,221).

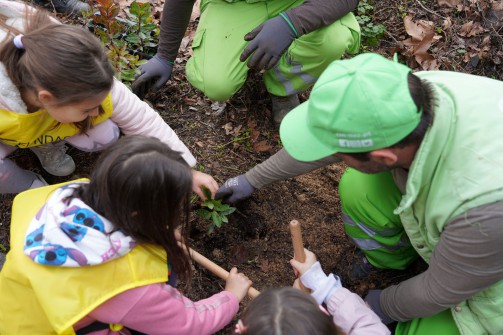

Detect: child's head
240,287,340,335
76,135,194,283
0,7,114,131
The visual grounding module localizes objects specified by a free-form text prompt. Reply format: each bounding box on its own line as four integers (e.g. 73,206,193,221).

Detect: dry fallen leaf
190,0,201,21
404,16,436,40
403,16,441,70
180,31,195,52
250,129,260,141
437,0,461,8
253,141,272,153
223,122,233,135
459,21,485,37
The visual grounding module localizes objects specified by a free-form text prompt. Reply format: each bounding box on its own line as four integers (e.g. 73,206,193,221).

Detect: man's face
334,153,396,174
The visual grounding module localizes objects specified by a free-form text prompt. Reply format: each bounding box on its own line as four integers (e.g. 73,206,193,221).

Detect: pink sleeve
327,288,390,335
84,283,239,335
109,79,197,167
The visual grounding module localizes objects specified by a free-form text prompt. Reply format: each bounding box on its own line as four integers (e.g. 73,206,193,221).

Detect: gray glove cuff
365,290,395,325
300,261,342,305
152,55,174,68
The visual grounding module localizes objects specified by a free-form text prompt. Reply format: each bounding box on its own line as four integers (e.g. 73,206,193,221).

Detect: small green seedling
83,0,158,86
195,187,236,234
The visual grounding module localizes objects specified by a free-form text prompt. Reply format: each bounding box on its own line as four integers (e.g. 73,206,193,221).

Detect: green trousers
339,168,459,335
185,0,360,101
339,168,417,270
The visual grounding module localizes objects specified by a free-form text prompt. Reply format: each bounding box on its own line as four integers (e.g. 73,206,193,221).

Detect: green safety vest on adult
393,71,503,334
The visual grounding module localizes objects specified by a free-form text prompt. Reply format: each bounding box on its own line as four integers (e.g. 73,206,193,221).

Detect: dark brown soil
0,0,501,333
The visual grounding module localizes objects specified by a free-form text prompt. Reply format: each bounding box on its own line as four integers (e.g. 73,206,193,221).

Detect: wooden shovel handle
289,220,310,292
178,242,260,299
290,220,306,262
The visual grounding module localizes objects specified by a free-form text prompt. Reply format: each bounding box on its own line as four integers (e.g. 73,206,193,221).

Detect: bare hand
225,267,253,302
192,170,218,200
290,248,317,276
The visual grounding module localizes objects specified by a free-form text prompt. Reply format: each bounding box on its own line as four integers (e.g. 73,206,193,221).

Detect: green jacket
395,71,503,334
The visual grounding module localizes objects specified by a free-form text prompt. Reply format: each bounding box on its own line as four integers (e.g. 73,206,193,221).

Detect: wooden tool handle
290,220,306,262
179,242,260,299
289,220,311,292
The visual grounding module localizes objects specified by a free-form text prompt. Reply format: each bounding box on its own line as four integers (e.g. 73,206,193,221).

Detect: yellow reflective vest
0,181,168,334
0,95,113,148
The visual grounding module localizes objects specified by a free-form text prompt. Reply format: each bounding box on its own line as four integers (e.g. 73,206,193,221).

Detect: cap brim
280,101,340,162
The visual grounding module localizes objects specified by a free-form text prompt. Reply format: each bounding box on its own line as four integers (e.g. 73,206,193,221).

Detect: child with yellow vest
0,135,252,334
0,0,217,199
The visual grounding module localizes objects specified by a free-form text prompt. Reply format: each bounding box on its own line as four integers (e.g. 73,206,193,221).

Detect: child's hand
290,248,317,276
292,278,311,293
225,267,252,302
192,170,219,200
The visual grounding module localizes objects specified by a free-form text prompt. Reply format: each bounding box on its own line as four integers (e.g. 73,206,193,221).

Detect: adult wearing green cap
217,52,503,334
131,0,360,126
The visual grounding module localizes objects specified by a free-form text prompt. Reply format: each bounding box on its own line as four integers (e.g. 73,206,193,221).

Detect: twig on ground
415,0,447,19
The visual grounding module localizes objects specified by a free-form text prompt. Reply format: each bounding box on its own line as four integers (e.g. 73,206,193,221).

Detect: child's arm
325,288,391,335
291,249,390,335
109,79,219,198
82,282,240,335
109,79,197,167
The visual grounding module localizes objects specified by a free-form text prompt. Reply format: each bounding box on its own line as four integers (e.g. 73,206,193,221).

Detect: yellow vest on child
0,95,113,148
0,181,169,334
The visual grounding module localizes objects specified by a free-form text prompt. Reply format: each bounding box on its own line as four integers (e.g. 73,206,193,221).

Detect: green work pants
396,309,460,335
340,169,460,334
339,168,418,270
185,0,360,101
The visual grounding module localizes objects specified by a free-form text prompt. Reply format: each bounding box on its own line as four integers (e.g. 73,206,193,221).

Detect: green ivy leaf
201,186,212,200
196,208,212,220
201,201,214,210
211,211,223,228
220,207,236,216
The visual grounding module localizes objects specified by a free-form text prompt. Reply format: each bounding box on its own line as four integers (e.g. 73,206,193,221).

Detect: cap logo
338,138,374,148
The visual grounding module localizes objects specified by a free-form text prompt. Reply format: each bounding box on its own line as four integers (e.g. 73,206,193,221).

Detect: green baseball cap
280,53,421,162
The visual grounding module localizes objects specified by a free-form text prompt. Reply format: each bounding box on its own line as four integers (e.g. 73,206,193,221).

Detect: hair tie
234,319,247,334
13,34,24,49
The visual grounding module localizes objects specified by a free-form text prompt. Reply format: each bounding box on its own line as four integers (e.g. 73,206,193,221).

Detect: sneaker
30,142,76,177
271,94,300,126
350,250,382,280
35,0,91,15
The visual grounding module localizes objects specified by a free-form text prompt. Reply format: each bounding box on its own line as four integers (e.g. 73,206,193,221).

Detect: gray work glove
215,174,255,205
365,290,396,325
132,55,173,100
240,14,297,70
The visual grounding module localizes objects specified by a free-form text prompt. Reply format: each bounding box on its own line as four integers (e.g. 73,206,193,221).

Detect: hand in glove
240,14,297,70
365,290,396,324
215,174,255,204
132,56,173,100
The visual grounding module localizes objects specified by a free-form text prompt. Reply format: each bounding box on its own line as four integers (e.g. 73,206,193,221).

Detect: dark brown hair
241,287,341,335
344,72,436,162
0,5,114,133
71,136,193,284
